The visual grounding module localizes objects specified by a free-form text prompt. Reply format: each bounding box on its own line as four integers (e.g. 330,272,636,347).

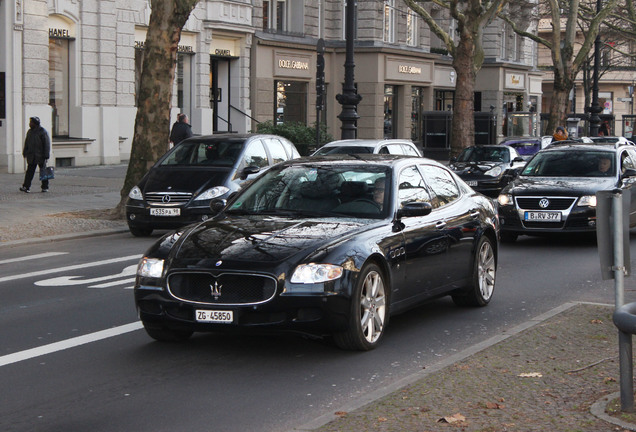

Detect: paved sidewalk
1,164,635,431
0,164,128,245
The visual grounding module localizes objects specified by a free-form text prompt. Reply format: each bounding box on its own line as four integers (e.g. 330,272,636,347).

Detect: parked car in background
449,145,526,197
587,136,636,146
134,155,499,350
499,137,543,160
312,139,422,156
497,141,636,242
125,134,300,237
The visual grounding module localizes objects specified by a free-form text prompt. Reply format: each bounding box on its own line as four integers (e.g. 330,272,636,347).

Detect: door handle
469,209,480,218
436,221,447,229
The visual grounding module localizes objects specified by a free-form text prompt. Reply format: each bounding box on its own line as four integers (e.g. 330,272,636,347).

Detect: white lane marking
0,255,141,284
0,252,68,265
89,277,136,289
0,322,144,367
35,265,138,287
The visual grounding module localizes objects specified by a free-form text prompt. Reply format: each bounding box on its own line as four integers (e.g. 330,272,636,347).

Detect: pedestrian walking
169,113,193,146
20,116,51,193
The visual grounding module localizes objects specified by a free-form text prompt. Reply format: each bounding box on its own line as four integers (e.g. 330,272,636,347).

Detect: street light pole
589,0,602,136
336,0,362,139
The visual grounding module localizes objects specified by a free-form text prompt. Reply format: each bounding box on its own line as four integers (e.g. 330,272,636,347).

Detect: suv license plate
150,208,180,217
196,310,234,323
524,211,561,222
466,181,478,186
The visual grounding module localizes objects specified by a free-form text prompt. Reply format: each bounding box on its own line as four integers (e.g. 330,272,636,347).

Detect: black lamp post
589,0,602,136
336,0,362,139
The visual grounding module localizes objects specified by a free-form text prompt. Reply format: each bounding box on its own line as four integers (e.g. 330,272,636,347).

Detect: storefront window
275,80,307,124
134,48,144,106
177,53,192,118
411,87,425,142
49,38,70,137
435,90,454,111
384,85,396,139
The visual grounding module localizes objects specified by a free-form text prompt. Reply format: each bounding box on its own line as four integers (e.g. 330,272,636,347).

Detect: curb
591,392,636,431
289,301,583,432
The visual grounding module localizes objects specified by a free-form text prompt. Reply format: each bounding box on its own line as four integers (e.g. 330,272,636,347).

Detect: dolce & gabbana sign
385,57,432,82
274,52,312,78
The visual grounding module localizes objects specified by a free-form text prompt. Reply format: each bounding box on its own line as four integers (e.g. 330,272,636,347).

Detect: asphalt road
1,232,635,432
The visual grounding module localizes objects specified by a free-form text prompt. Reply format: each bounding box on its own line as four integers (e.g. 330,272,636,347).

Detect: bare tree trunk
115,0,199,216
450,36,477,158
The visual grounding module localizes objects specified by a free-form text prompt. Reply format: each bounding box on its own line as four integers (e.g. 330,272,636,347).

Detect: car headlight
290,263,343,284
577,195,597,207
498,194,513,206
194,186,230,201
128,186,143,200
484,166,503,177
137,257,164,278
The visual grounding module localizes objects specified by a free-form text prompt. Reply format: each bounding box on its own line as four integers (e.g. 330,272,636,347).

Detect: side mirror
240,165,260,180
397,202,433,218
210,198,227,215
512,156,525,163
450,156,457,163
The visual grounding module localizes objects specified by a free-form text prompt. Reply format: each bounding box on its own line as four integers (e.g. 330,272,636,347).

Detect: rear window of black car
521,150,615,177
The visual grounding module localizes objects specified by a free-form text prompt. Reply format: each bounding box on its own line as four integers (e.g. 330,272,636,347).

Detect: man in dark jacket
169,113,193,146
20,116,51,193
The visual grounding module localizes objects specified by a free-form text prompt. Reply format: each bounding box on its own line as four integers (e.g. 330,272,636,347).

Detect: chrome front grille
167,271,277,305
145,192,192,206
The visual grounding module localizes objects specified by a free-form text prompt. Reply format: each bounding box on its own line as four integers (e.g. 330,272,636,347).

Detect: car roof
541,141,622,153
499,137,540,144
182,133,292,143
282,154,444,169
320,139,417,148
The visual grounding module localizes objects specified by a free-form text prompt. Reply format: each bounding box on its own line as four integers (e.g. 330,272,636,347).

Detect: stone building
0,0,540,173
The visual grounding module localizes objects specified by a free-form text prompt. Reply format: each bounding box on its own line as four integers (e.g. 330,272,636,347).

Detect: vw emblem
162,195,171,204
539,198,550,209
210,280,222,298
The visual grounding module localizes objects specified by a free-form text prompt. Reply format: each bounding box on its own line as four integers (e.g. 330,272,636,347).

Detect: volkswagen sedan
135,155,499,350
497,142,636,242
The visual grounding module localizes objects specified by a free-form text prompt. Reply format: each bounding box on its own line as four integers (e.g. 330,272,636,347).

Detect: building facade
0,0,540,174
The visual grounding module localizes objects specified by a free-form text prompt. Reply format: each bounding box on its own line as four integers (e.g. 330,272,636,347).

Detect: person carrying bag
20,116,51,193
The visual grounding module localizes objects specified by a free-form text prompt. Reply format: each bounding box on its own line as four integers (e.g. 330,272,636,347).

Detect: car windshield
159,139,245,167
227,164,391,219
314,146,374,155
457,147,510,163
521,150,615,177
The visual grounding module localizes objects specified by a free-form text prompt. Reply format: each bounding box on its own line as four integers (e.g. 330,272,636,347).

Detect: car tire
333,263,388,351
143,323,193,342
129,226,153,237
500,231,518,243
452,235,496,307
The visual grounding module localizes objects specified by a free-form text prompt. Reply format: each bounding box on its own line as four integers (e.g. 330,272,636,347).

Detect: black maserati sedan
125,134,300,237
450,145,526,197
497,142,636,242
134,155,499,350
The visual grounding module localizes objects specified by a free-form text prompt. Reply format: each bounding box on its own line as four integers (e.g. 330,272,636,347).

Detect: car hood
505,176,617,196
169,216,371,267
142,166,232,193
451,161,505,176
